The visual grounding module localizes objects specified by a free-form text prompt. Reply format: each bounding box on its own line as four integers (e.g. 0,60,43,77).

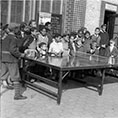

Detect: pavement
0,75,118,118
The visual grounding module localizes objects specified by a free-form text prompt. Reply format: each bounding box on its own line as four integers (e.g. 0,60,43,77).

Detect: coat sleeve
9,35,22,58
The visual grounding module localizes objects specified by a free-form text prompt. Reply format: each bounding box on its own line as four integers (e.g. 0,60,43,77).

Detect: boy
1,23,27,100
49,33,63,57
99,24,109,56
105,39,118,58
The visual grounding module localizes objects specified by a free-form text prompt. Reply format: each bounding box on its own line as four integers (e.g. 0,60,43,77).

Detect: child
83,31,92,53
37,42,48,58
68,33,76,56
37,26,48,51
62,34,70,56
88,41,99,55
74,30,84,52
49,33,63,57
91,27,101,47
99,24,109,56
105,39,118,58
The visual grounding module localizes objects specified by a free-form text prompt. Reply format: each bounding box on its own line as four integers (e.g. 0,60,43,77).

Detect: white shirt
49,41,63,54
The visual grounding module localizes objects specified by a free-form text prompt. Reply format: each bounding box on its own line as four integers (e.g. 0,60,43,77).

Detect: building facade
1,0,118,38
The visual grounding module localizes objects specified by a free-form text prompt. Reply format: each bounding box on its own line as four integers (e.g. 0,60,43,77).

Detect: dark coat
1,33,22,63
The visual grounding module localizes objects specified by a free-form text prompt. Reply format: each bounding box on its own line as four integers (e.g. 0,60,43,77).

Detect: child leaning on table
48,33,63,57
37,42,48,58
105,39,118,58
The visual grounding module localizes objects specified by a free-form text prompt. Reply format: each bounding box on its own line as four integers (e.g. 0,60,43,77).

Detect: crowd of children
1,20,118,100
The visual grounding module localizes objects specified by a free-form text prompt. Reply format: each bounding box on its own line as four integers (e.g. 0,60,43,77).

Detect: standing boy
1,23,27,100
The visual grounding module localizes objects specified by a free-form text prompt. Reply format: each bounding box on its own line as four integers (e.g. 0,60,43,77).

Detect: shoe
2,85,14,90
14,95,27,100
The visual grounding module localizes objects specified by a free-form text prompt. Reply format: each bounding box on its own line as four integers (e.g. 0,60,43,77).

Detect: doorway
104,10,116,39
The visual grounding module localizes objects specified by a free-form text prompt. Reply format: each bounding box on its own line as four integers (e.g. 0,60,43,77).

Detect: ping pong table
22,52,118,104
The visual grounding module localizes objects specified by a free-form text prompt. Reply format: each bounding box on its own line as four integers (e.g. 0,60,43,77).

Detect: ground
0,76,118,118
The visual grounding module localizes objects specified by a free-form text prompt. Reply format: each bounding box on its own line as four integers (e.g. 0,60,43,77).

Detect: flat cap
8,23,19,30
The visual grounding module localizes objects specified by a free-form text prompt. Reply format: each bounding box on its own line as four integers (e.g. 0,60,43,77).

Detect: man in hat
1,23,27,100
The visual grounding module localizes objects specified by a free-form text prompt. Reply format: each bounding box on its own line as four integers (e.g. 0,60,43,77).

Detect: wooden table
22,52,118,104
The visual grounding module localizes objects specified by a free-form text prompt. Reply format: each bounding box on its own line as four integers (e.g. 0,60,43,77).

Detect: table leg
98,69,105,95
57,70,62,104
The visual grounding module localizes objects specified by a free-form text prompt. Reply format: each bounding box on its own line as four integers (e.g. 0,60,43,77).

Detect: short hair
53,33,61,38
28,19,36,26
30,27,37,32
39,25,46,32
69,32,76,39
2,24,9,30
95,27,100,31
85,31,90,36
45,22,51,26
38,42,46,48
20,22,27,30
101,24,106,28
62,33,69,38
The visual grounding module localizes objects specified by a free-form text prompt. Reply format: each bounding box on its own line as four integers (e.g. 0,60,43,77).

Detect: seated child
49,33,63,57
74,30,84,52
88,41,99,55
37,42,48,58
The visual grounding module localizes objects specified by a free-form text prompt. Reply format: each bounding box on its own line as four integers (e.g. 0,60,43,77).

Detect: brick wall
63,0,75,33
85,0,118,34
72,0,86,32
63,0,86,33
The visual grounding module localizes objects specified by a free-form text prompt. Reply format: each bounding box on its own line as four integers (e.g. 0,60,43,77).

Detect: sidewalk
1,76,118,118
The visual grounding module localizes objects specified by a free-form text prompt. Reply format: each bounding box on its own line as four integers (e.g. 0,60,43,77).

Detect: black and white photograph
0,0,118,118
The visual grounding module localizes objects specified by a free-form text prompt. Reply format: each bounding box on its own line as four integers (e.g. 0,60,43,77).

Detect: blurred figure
28,19,37,28
62,34,70,56
1,24,9,40
114,33,118,48
45,22,53,48
105,39,118,58
74,30,84,52
1,23,27,100
99,24,109,56
68,33,76,56
91,27,101,47
83,31,92,53
88,41,99,55
37,26,48,51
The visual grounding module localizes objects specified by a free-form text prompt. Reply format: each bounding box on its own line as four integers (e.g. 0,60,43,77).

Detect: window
1,0,8,24
41,0,51,13
11,0,23,23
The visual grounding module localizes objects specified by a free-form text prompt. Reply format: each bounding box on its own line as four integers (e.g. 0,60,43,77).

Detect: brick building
0,0,118,38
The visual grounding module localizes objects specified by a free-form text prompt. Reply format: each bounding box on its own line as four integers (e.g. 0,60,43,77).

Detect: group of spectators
0,19,118,100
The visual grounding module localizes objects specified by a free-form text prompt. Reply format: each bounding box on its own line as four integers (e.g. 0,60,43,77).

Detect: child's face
64,35,69,42
41,28,46,36
70,36,74,42
55,36,61,42
32,29,37,35
92,42,97,49
78,31,82,37
31,21,37,28
102,26,106,31
95,29,100,35
85,33,90,39
41,44,47,51
110,41,115,46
